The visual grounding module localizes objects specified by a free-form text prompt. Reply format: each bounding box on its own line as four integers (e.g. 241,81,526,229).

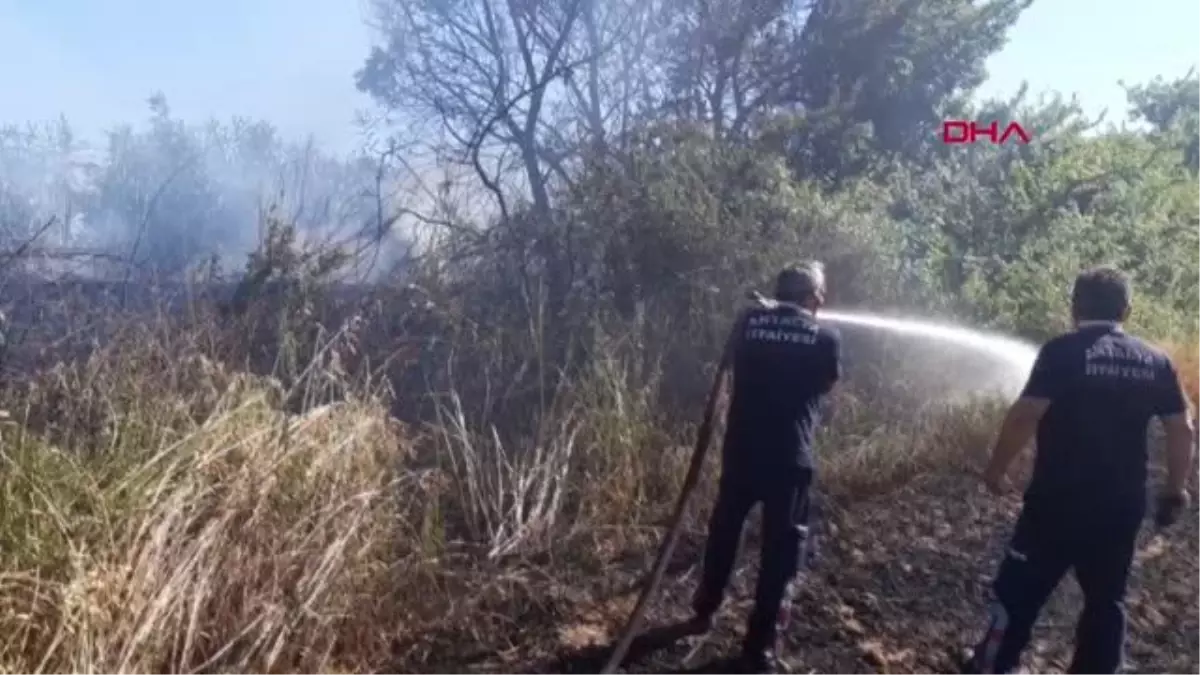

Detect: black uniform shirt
723,304,841,471
1022,322,1187,513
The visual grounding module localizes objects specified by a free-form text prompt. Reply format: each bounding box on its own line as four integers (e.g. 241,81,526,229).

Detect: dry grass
0,312,691,673
0,367,423,672
0,300,1191,673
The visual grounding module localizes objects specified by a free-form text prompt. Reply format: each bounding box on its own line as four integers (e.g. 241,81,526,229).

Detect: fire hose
601,293,770,674
599,358,726,674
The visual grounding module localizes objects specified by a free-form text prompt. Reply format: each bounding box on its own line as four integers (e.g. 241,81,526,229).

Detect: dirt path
399,469,1197,674
534,473,1198,674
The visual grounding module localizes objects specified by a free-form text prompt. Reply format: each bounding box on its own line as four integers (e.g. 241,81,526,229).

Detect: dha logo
942,120,1032,145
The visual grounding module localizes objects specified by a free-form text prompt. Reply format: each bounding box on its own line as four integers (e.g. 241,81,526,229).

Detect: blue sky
1,0,1196,153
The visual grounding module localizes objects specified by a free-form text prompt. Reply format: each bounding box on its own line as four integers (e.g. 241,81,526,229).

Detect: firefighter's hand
1154,491,1189,529
745,290,777,309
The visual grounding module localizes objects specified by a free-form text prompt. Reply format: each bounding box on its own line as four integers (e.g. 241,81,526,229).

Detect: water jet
818,308,1038,398
746,292,1038,399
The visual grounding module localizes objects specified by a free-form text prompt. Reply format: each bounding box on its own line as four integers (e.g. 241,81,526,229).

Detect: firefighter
965,265,1195,674
684,262,842,673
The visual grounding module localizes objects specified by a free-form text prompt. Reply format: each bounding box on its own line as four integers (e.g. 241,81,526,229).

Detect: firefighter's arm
983,397,1049,492
1163,412,1194,496
1153,359,1194,527
1156,410,1195,526
982,343,1058,492
1157,412,1194,528
1156,359,1195,497
747,289,777,311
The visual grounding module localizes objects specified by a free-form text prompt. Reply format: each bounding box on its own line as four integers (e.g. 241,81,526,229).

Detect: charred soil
414,471,1199,675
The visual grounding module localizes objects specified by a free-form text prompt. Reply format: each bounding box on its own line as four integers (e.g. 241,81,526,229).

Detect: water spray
817,309,1037,381
748,291,1038,398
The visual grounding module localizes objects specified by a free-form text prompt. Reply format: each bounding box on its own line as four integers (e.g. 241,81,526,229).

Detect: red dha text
942,120,1031,145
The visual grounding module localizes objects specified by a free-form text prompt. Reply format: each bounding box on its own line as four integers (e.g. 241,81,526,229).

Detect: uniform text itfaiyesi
745,313,819,345
1084,341,1158,381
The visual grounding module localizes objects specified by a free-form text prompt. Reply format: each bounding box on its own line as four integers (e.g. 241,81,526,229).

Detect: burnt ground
411,469,1199,674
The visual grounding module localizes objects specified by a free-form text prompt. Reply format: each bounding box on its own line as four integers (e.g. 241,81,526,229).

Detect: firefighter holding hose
682,261,842,673
965,265,1195,674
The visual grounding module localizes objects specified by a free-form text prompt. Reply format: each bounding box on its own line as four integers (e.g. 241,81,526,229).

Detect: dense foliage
352,0,1198,349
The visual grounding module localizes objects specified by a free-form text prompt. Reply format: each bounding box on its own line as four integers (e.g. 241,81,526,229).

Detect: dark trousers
693,464,813,654
972,500,1143,674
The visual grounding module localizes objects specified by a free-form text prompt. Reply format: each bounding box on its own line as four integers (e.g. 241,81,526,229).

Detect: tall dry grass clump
0,324,433,673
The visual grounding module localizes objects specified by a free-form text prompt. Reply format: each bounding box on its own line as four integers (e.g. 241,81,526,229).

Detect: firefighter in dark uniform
966,265,1195,674
684,262,842,673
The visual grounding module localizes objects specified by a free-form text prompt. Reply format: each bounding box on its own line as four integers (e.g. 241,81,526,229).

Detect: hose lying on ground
600,294,787,672
600,338,741,673
602,294,771,674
